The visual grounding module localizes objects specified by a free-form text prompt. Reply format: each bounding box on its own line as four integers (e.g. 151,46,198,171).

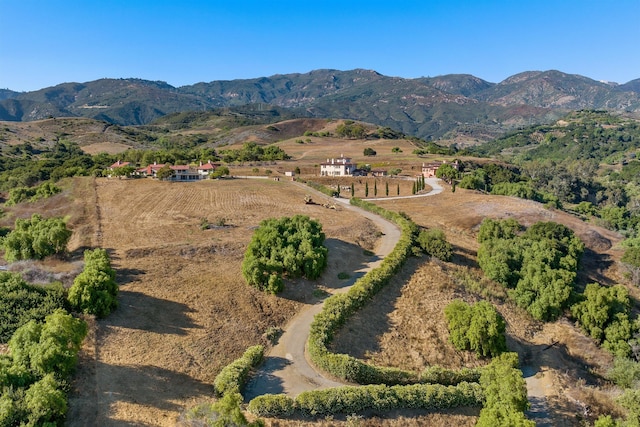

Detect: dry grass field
331,187,626,425
0,176,379,426
1,118,633,425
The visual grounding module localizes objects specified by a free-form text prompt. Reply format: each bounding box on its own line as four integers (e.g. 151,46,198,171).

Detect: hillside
0,112,639,425
2,69,640,143
467,109,640,163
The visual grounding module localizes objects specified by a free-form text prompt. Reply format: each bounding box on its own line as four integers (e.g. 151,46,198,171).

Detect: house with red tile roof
136,162,166,178
109,160,131,169
421,160,459,178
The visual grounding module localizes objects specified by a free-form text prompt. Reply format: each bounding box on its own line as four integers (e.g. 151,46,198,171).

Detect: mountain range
2,69,639,142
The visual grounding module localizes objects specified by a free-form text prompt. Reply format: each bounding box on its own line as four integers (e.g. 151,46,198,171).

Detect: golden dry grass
57,176,383,425
0,157,630,425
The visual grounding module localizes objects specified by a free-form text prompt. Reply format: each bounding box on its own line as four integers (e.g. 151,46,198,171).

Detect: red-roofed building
196,160,220,176
109,160,131,169
421,160,459,178
136,162,166,178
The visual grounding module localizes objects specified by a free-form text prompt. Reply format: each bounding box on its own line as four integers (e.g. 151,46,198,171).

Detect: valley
0,111,638,426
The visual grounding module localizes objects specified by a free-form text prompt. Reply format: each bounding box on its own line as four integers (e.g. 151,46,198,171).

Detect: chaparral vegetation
0,108,638,426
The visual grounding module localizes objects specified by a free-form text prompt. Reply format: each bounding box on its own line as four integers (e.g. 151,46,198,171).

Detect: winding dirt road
244,178,442,400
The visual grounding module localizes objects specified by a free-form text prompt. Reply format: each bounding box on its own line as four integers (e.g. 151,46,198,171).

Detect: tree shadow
243,356,292,401
104,290,201,335
451,244,478,268
277,238,374,303
577,248,617,288
68,361,213,427
330,256,423,359
116,267,145,284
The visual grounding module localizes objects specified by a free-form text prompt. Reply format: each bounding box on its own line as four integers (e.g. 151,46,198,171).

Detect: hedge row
307,198,417,384
248,382,483,418
213,345,264,396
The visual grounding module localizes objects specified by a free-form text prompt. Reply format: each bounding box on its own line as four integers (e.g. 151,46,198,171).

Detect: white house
320,156,356,176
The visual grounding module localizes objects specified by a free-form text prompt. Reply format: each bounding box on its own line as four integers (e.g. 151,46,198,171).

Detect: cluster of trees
219,142,290,163
435,162,459,184
412,175,426,194
0,310,87,426
412,141,457,156
242,215,328,293
2,214,72,262
477,219,584,321
0,245,119,424
0,140,105,190
458,112,640,243
571,283,638,359
445,300,506,358
336,120,367,139
6,182,61,206
0,273,67,342
467,110,640,162
68,249,119,318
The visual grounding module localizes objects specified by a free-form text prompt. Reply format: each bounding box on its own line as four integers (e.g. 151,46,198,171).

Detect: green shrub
250,382,483,418
247,394,295,417
445,300,506,358
213,345,264,396
5,182,61,206
0,273,67,343
417,228,453,261
479,352,530,422
9,309,87,379
419,365,481,385
68,249,119,318
242,215,328,293
571,283,634,356
2,214,72,262
607,357,640,389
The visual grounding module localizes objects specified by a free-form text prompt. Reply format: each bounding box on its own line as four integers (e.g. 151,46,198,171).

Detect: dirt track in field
58,176,626,426
65,177,383,426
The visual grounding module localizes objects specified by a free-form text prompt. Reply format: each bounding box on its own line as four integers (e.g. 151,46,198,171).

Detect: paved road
244,178,443,400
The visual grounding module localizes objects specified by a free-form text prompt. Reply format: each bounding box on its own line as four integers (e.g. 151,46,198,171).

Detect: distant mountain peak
1,69,639,142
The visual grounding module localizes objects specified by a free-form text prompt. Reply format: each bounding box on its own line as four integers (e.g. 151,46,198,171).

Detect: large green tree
242,215,327,294
477,219,584,321
477,352,533,426
9,309,87,379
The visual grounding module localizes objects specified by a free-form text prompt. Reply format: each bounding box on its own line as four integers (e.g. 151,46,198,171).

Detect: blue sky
1,0,639,92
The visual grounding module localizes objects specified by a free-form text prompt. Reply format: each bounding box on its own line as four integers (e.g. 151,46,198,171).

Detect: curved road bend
244,178,443,400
